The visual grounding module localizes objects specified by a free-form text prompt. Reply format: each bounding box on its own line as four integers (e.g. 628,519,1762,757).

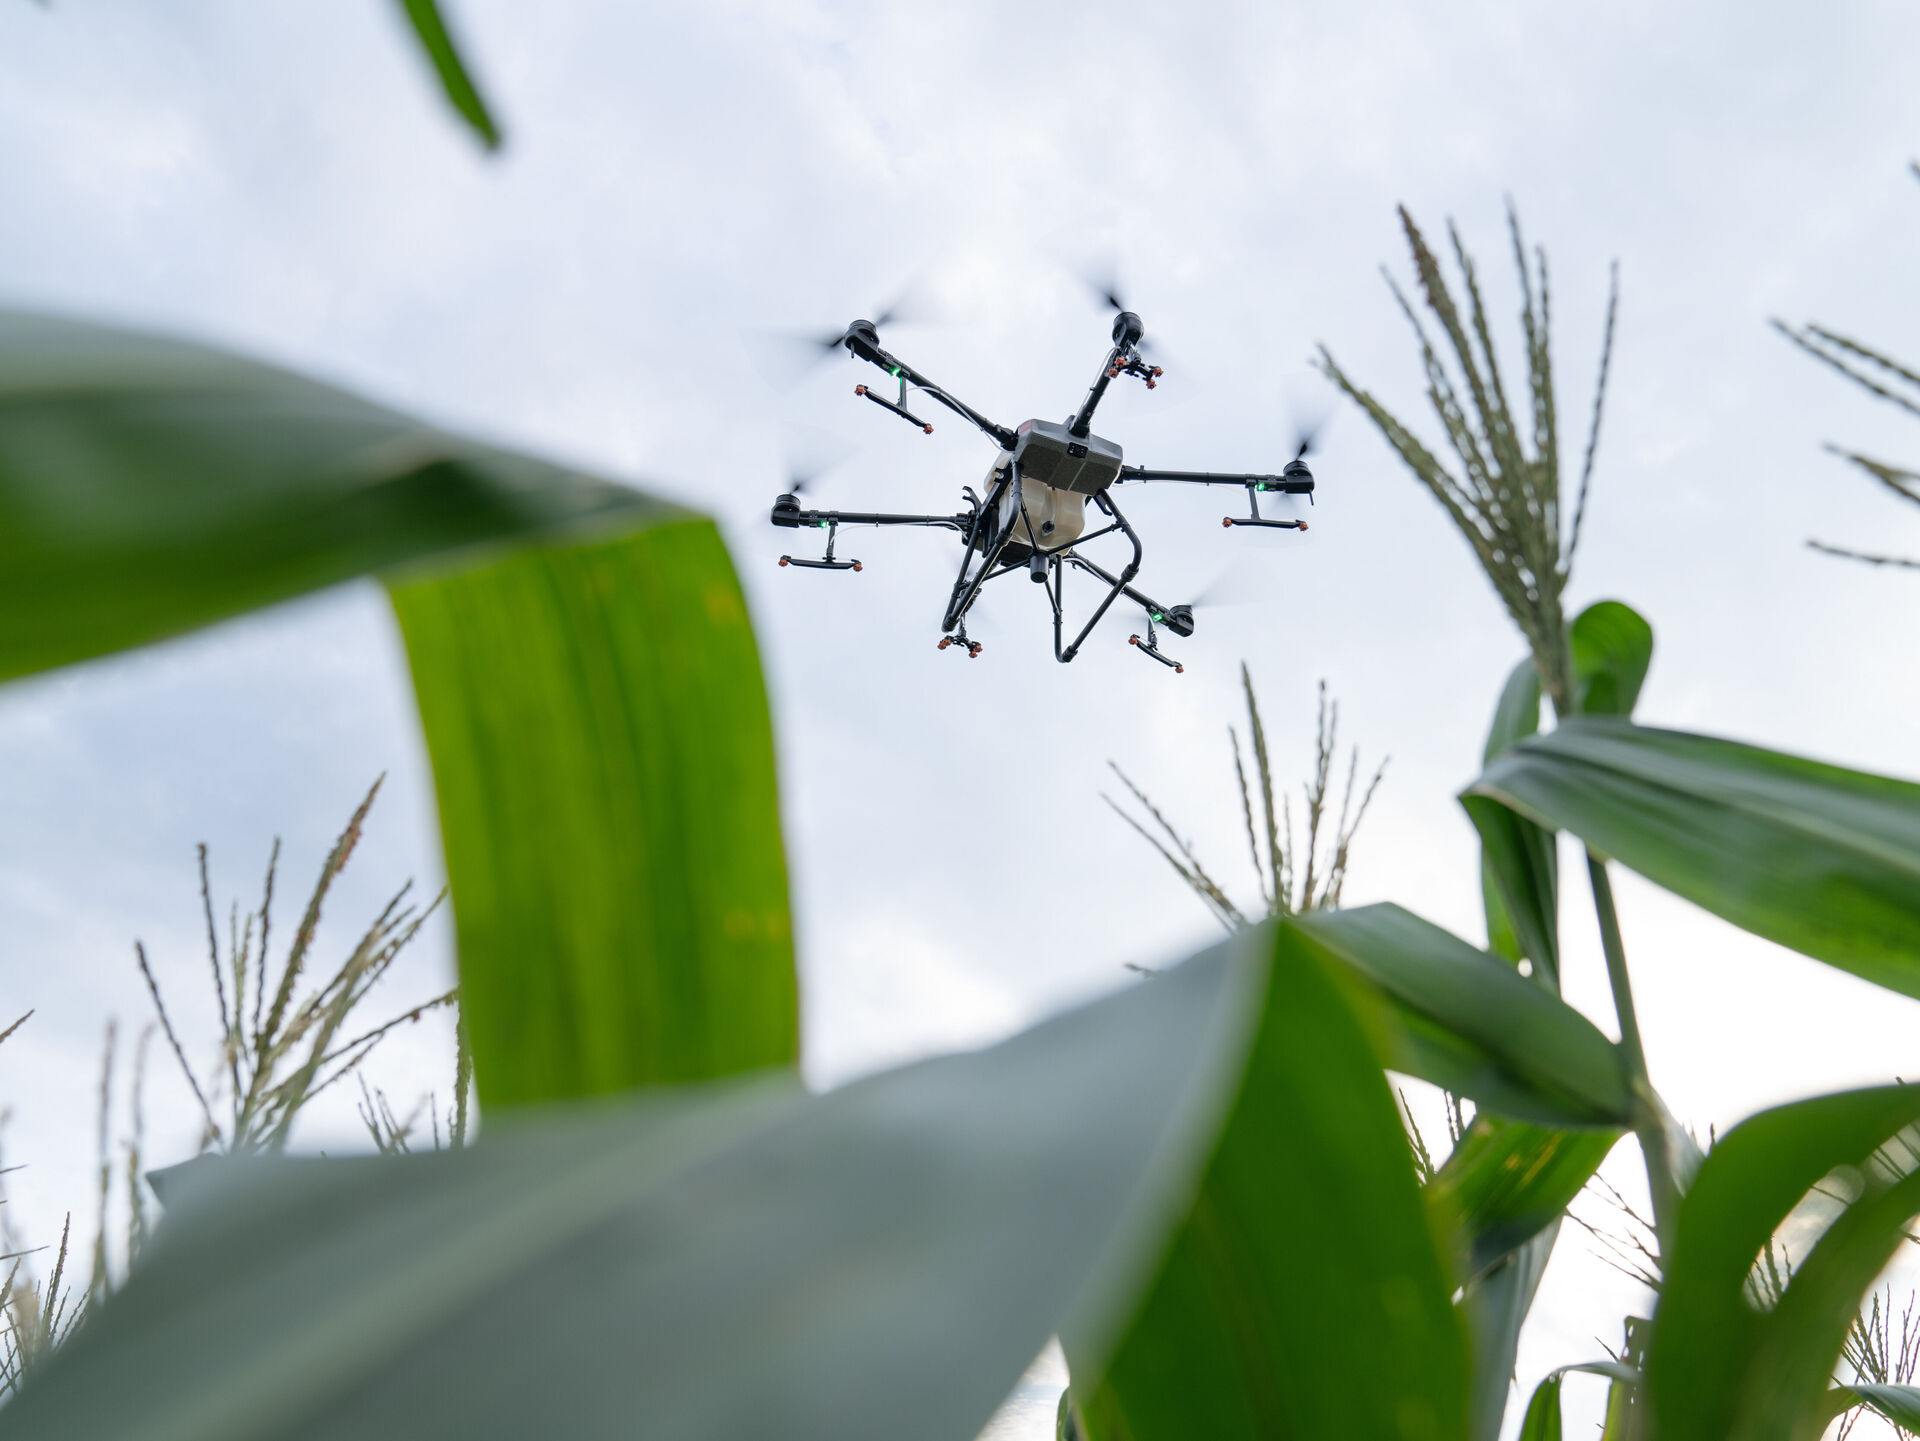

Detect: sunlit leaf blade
396,0,503,149
0,308,664,683
1432,1117,1621,1283
388,520,797,1105
1470,719,1920,1000
1297,904,1630,1128
0,933,1263,1441
1068,919,1469,1441
1476,659,1560,986
1570,599,1653,717
0,307,794,1101
1444,1115,1620,1439
1646,1084,1920,1441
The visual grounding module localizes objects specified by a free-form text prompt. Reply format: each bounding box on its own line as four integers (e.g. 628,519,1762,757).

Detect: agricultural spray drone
770,293,1316,672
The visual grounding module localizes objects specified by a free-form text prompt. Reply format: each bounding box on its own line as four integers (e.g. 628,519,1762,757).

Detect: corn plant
1107,669,1385,930
0,1011,79,1400
134,778,452,1157
0,1213,77,1400
1,784,460,1384
1840,1291,1920,1440
1233,201,1920,1441
1319,202,1617,717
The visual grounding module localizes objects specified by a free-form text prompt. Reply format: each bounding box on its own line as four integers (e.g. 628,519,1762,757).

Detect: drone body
771,307,1315,671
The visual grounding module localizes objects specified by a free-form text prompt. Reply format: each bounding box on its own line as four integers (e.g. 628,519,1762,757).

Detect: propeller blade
1080,259,1128,315
867,274,940,333
1185,558,1272,612
1282,380,1334,459
781,423,856,496
751,275,939,387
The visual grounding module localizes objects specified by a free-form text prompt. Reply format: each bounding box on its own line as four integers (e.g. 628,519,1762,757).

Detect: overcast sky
3,3,1920,1436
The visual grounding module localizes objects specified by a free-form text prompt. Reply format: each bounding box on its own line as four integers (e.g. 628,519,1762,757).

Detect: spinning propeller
793,283,930,358
773,432,864,572
749,281,937,390
1082,267,1169,366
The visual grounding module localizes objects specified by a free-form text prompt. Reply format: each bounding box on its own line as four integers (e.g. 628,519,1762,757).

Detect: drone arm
1116,466,1314,494
912,375,1017,449
1067,345,1126,438
771,499,972,533
844,334,1016,449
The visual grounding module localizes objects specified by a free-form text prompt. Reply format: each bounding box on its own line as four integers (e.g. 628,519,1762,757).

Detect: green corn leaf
0,309,664,683
1486,656,1547,760
1431,1117,1621,1283
389,521,797,1104
1068,918,1468,1441
1646,1084,1920,1441
1828,1383,1920,1430
396,0,503,149
1470,719,1920,1001
1463,1225,1558,1441
1470,597,1651,994
1517,1369,1565,1441
1296,904,1630,1128
0,929,1265,1441
1466,795,1559,989
1516,1363,1640,1441
1444,1115,1620,1441
1474,659,1560,986
0,308,797,1101
1570,599,1654,718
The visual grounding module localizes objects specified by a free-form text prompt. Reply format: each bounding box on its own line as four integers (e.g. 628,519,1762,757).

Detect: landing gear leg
1127,616,1183,673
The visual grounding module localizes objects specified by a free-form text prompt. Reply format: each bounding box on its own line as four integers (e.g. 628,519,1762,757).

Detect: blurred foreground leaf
1646,1084,1920,1441
1471,720,1920,1001
0,308,796,1101
0,933,1263,1441
1569,599,1653,718
1068,919,1468,1441
0,310,659,682
396,0,502,149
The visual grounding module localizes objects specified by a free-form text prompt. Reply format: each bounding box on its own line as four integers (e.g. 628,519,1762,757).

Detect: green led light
1149,610,1165,622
